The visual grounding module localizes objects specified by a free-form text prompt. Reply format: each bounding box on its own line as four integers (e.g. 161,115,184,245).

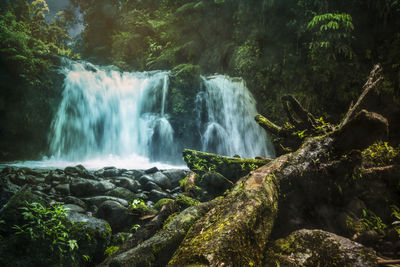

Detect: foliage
307,13,354,62
391,205,400,237
128,198,153,215
360,209,387,235
361,141,400,167
0,0,77,160
104,246,119,257
11,201,79,264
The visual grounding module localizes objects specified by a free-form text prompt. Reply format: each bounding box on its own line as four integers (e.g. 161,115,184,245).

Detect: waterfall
49,59,175,166
196,75,274,158
44,59,274,169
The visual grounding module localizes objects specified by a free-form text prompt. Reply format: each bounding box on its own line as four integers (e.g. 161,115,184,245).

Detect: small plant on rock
12,201,79,264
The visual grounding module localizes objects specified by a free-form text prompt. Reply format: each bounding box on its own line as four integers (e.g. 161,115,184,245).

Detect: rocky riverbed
0,164,192,265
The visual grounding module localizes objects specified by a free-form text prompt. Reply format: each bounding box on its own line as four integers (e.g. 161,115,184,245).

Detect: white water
6,60,274,170
196,75,274,158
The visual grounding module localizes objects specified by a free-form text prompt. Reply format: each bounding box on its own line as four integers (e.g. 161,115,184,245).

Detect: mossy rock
175,195,200,209
264,229,378,266
69,213,112,264
106,187,135,202
154,198,176,210
0,190,45,234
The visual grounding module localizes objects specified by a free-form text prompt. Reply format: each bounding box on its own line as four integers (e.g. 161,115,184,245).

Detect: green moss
128,199,155,215
154,198,175,210
176,195,200,209
182,149,271,182
162,212,179,230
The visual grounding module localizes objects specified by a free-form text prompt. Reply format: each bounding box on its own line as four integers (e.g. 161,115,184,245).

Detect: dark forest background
1,0,399,160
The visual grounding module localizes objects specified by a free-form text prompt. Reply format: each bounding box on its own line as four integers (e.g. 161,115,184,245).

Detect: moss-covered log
182,149,272,181
168,155,286,266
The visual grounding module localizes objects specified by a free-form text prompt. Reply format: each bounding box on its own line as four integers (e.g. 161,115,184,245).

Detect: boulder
106,187,135,201
64,196,87,209
54,183,70,195
63,203,86,213
64,165,93,179
265,229,378,266
138,173,171,189
162,169,189,188
83,196,129,208
144,167,158,174
67,212,112,263
148,189,170,203
95,167,122,178
45,170,70,184
70,178,115,197
113,177,140,192
197,171,233,200
96,200,135,232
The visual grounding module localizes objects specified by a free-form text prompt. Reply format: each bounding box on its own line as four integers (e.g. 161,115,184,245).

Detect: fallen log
182,149,272,181
167,109,388,266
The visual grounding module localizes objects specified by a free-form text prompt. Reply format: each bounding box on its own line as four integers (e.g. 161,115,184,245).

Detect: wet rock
148,189,170,202
64,165,93,179
28,175,45,184
96,200,134,232
140,172,171,189
0,190,45,231
45,170,70,184
67,212,112,263
162,169,189,188
10,173,27,186
149,172,171,189
0,175,20,207
144,166,158,174
83,196,129,208
95,167,122,178
106,187,135,201
70,178,115,197
265,229,378,266
198,171,233,200
143,181,163,192
55,183,70,195
355,230,380,248
64,203,86,213
134,192,149,201
64,196,87,209
121,170,144,179
19,167,46,177
113,177,140,192
130,169,145,179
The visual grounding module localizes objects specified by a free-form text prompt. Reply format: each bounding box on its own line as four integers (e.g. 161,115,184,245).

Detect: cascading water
48,59,176,168
8,59,274,170
196,75,274,158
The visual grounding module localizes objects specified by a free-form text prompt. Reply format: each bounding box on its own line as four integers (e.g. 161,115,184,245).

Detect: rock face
265,229,378,266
